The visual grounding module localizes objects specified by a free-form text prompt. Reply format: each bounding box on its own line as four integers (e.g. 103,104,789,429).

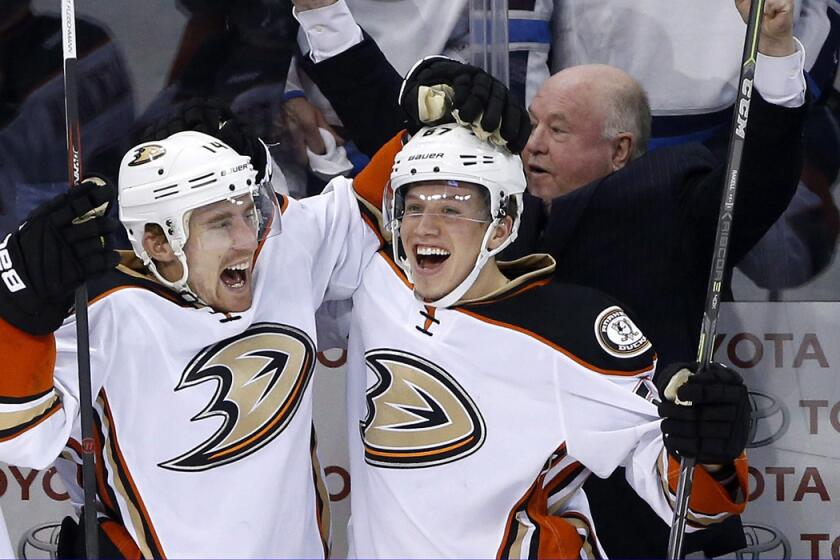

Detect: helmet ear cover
118,130,277,302
385,125,526,308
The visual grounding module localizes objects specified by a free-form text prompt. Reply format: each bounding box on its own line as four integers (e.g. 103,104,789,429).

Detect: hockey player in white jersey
341,124,752,558
0,128,378,557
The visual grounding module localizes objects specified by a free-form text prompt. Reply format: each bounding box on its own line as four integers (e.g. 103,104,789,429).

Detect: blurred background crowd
0,0,838,302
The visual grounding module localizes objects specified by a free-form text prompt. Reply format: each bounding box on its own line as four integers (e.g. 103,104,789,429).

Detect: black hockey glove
0,177,120,336
57,514,139,558
657,362,752,465
399,56,532,153
140,97,269,182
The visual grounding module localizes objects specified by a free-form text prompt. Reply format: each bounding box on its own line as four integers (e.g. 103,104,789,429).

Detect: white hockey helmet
118,130,278,302
384,124,526,308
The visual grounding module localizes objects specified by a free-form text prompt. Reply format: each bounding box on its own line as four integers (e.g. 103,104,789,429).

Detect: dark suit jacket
299,34,805,557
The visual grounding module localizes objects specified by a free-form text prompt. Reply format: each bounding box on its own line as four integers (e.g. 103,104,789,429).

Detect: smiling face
182,195,260,312
398,181,507,302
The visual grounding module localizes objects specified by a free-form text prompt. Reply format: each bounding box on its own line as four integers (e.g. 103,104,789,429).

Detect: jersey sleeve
282,175,379,307
0,300,116,469
283,131,407,308
553,299,747,531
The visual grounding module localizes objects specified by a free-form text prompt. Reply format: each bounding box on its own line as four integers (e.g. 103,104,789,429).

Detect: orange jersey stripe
366,435,475,459
100,519,143,559
353,130,406,208
0,318,56,398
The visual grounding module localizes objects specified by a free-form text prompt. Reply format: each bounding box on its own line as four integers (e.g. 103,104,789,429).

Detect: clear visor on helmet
384,179,491,230
185,178,280,248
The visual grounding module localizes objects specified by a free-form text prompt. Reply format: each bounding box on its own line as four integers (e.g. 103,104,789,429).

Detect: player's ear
142,224,177,263
487,216,513,251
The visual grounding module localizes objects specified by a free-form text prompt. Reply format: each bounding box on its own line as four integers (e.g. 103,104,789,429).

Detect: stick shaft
667,1,766,558
61,0,99,557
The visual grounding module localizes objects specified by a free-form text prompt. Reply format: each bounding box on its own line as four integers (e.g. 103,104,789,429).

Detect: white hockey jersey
340,204,748,557
0,179,378,558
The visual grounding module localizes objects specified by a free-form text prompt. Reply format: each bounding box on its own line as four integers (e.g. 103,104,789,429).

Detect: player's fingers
697,441,732,463
62,219,115,245
664,436,697,457
479,80,505,133
658,400,699,421
457,74,491,123
511,110,533,153
71,237,108,260
499,101,523,147
80,250,121,276
698,404,738,423
697,420,734,439
678,382,743,404
660,419,698,438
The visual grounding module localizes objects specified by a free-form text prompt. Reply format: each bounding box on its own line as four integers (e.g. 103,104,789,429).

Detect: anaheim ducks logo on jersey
362,349,485,469
594,306,652,358
127,145,166,166
160,322,316,472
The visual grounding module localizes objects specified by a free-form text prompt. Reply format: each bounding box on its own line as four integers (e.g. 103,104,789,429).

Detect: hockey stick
666,1,766,558
61,1,100,557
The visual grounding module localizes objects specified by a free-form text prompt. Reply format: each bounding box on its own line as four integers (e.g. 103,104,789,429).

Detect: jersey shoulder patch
461,282,655,375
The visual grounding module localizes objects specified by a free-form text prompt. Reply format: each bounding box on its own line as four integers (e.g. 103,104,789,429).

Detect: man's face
399,182,491,302
523,75,616,200
183,196,260,313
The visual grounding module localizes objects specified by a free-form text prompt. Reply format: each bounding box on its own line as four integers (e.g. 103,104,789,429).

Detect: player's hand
657,362,752,464
0,178,120,335
734,0,796,57
399,56,531,153
140,97,269,182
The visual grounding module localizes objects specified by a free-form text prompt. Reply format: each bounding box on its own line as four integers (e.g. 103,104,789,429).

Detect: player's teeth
226,262,249,271
417,247,449,256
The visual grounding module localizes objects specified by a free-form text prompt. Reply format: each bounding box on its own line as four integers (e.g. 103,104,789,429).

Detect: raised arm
292,0,405,156
292,0,531,156
0,180,118,468
684,0,807,268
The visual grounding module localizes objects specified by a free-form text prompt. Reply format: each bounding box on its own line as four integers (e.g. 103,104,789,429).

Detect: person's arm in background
733,0,840,292
291,0,532,156
684,0,807,271
292,0,405,157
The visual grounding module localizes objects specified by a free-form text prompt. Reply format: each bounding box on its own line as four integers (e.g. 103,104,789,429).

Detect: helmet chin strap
141,248,207,306
140,211,208,305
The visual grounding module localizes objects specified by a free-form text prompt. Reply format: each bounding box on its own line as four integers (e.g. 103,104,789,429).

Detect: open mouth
220,261,249,289
414,245,450,272
527,163,549,177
